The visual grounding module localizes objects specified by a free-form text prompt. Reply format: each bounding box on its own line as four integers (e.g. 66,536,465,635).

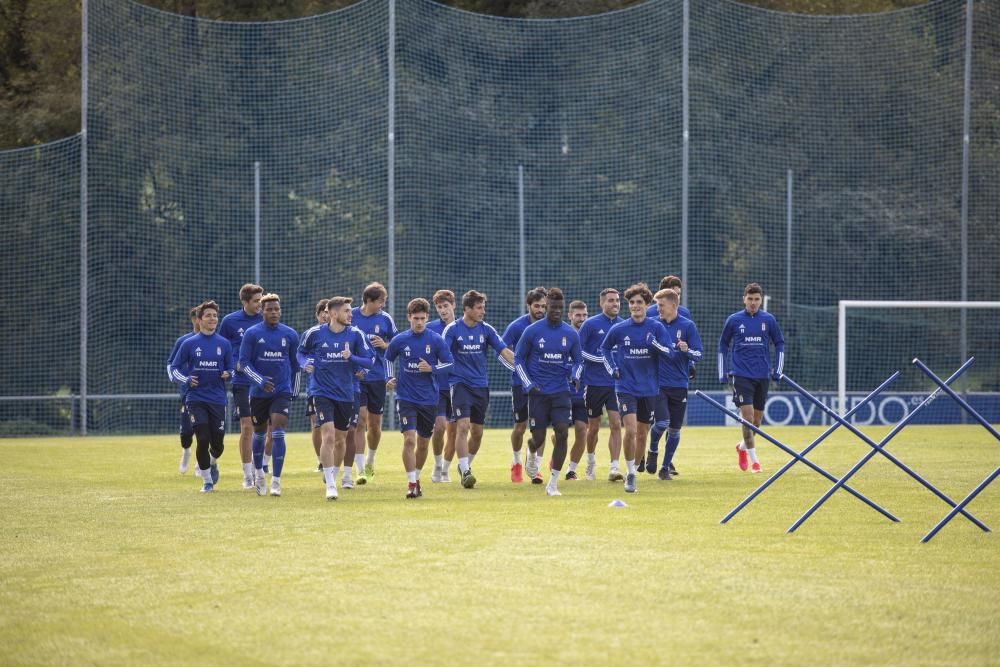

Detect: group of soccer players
166,277,785,499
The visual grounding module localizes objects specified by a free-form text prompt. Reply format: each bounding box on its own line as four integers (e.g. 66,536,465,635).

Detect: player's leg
510,385,529,482
267,399,290,496
233,386,255,489
308,397,322,471
618,394,639,493
746,380,768,473
189,403,215,491
179,402,194,474
347,392,363,485
646,390,669,474
399,401,419,498
732,377,755,471
263,423,273,474
635,400,653,485
565,399,588,480
660,389,688,479
250,398,270,496
363,382,386,477
545,395,571,496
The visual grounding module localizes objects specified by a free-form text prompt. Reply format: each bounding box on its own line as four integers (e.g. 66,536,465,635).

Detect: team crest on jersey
216,346,222,355
281,338,287,347
676,330,682,340
375,325,381,333
762,323,767,331
479,335,484,343
401,416,408,425
561,337,566,346
425,344,431,354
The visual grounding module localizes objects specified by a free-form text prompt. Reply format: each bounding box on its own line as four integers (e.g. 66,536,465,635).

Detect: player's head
315,298,330,325
407,297,431,333
569,299,588,329
659,275,683,295
545,287,565,325
654,288,679,320
526,287,547,322
260,293,281,325
189,305,201,333
327,296,353,326
432,289,456,322
624,283,653,321
197,300,220,334
239,283,264,315
362,282,388,309
462,290,487,324
743,282,763,314
599,288,620,318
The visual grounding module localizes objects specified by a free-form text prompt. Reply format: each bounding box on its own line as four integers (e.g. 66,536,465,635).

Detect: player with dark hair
427,289,458,483
166,305,201,475
219,282,264,489
562,300,591,481
239,293,300,497
352,282,397,481
719,282,785,474
579,287,625,481
599,283,672,494
301,298,330,472
386,298,454,498
647,275,692,321
298,295,375,501
171,301,234,493
501,286,548,483
514,287,581,497
442,290,515,488
648,288,702,479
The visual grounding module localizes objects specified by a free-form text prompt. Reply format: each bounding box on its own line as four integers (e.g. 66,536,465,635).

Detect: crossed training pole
696,357,995,540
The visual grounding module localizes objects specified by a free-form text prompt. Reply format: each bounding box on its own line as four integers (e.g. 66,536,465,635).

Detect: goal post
838,300,1000,416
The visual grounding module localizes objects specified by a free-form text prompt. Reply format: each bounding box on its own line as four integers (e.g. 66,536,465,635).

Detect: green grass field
2,425,999,666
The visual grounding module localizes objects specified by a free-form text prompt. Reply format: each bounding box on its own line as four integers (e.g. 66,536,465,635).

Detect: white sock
442,458,451,472
738,441,747,451
415,468,422,481
626,460,636,475
342,467,353,481
568,461,579,473
534,453,544,468
468,453,476,465
243,462,253,479
366,450,376,467
355,454,365,474
747,448,759,464
263,454,271,467
271,476,280,485
458,457,470,474
201,468,213,483
587,452,596,464
323,466,336,487
610,460,620,470
549,470,560,486
407,470,417,483
434,454,443,467
210,455,218,466
512,450,522,464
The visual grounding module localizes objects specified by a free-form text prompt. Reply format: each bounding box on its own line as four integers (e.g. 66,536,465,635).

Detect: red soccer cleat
737,444,749,471
406,482,419,499
750,462,762,474
511,463,524,483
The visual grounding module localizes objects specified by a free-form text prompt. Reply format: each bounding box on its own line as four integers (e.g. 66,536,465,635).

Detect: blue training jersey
657,315,703,389
386,329,454,405
298,324,374,403
442,318,508,389
219,308,263,388
600,317,672,397
514,319,582,395
501,314,538,386
240,322,301,398
578,313,625,388
351,307,397,383
718,309,785,381
170,332,235,406
167,331,198,397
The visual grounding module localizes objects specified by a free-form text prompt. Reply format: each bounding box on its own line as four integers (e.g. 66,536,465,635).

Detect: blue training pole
922,468,1000,543
694,390,898,524
717,371,901,524
784,359,990,534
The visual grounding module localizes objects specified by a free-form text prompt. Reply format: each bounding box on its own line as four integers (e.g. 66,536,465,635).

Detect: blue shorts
528,392,572,430
231,384,252,420
397,400,436,438
187,401,226,431
572,398,588,424
313,396,354,431
305,395,317,417
616,393,656,425
451,383,490,425
732,376,769,411
511,384,529,424
584,385,619,419
179,401,194,436
250,394,292,427
436,389,455,422
359,381,387,415
654,387,688,429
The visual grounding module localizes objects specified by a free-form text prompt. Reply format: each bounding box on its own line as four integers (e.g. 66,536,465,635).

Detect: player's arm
649,320,673,357
296,333,315,374
599,327,620,378
288,331,301,375
166,337,184,383
513,330,537,392
683,322,704,364
718,318,734,383
239,335,267,388
578,322,604,364
350,330,376,369
486,325,515,368
430,336,454,375
770,316,786,379
170,344,191,385
569,332,584,390
222,341,235,380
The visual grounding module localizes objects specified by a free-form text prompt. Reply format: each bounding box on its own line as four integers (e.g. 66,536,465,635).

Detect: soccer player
501,287,548,483
718,282,785,474
239,293,300,497
170,301,234,493
386,298,454,499
600,283,673,493
427,289,458,483
442,289,516,489
562,300,591,481
514,288,582,497
298,296,374,501
648,288,703,479
166,305,200,475
352,282,398,481
646,275,692,321
300,298,330,472
578,288,625,481
219,283,264,489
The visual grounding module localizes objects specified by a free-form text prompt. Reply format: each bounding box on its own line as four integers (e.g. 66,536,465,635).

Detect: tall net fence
1,0,996,434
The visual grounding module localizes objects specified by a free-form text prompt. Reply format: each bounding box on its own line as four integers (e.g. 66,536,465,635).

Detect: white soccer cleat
341,477,354,490
525,456,539,480
431,464,443,483
440,469,451,483
585,461,596,481
546,484,562,497
242,475,254,490
179,449,191,474
326,485,339,501
270,479,281,497
254,472,267,496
